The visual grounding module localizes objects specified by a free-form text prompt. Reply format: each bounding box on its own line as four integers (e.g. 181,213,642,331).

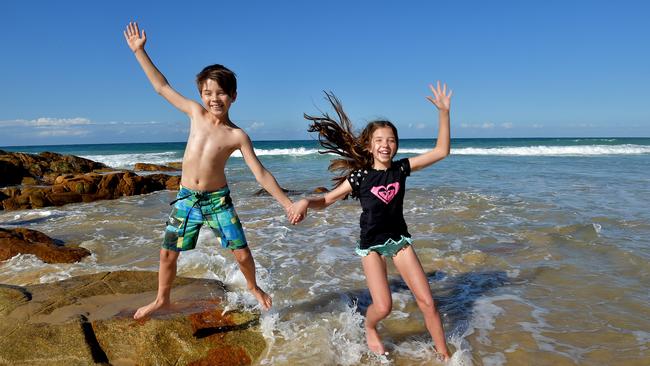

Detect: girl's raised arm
408,81,452,172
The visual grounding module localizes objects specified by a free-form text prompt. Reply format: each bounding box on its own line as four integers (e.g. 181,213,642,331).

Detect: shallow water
2,139,650,365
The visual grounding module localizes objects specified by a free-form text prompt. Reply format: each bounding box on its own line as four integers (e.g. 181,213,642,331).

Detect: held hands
426,81,452,111
123,22,146,53
287,199,309,225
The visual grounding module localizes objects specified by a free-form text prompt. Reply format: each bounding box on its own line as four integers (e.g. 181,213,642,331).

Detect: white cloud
247,121,265,131
1,118,180,128
33,117,91,126
501,122,513,129
1,117,91,127
532,123,544,128
0,117,193,145
106,120,170,126
416,123,427,129
36,129,89,137
461,122,495,129
408,123,429,130
571,123,595,128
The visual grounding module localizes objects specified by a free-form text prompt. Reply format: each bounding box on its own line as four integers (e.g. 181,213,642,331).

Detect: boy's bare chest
189,123,239,152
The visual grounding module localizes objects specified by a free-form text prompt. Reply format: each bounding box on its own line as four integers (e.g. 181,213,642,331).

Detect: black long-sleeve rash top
348,158,412,250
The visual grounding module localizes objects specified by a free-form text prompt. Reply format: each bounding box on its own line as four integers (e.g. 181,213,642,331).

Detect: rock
253,187,301,197
253,187,329,197
20,176,38,185
167,161,183,169
0,151,180,210
313,186,330,193
93,307,264,365
0,159,28,186
0,285,30,316
0,227,90,263
0,271,265,365
165,175,182,190
134,163,180,172
0,171,180,210
0,150,110,187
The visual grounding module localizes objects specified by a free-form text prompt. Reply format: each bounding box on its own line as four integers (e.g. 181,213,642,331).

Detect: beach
1,138,649,365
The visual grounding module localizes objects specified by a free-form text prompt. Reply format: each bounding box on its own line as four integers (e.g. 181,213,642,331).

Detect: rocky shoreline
0,150,109,186
1,150,180,211
0,151,264,365
0,271,265,365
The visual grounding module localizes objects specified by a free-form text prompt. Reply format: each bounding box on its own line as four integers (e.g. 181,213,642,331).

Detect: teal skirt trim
355,235,413,257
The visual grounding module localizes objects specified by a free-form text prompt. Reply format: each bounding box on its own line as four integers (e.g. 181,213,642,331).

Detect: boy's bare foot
434,346,451,362
365,325,386,355
133,299,169,320
250,286,272,310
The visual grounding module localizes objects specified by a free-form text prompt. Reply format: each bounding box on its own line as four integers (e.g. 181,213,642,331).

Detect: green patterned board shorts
161,185,247,252
355,235,413,257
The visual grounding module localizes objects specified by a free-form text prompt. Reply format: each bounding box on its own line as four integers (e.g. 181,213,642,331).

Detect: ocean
1,138,649,365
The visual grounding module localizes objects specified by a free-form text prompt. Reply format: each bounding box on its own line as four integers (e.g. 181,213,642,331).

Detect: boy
124,22,296,319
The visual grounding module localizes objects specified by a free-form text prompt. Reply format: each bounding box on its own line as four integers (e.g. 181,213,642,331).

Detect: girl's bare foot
250,286,272,310
365,325,386,355
133,299,168,320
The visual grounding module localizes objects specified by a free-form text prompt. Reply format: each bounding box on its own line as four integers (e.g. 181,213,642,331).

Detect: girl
289,82,452,360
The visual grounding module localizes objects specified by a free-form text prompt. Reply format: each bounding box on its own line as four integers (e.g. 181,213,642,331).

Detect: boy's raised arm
123,22,200,116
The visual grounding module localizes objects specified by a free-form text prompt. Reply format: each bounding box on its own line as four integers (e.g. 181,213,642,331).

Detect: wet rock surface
0,151,181,210
134,162,180,172
0,150,109,187
0,271,265,365
0,227,90,263
1,171,180,210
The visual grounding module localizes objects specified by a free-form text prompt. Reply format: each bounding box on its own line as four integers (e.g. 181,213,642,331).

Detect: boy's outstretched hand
426,81,452,111
124,22,146,52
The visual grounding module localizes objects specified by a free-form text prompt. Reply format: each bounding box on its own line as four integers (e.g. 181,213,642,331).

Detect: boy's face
200,79,236,117
368,126,397,167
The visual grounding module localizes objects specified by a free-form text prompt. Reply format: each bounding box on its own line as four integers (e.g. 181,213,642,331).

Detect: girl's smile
369,126,397,169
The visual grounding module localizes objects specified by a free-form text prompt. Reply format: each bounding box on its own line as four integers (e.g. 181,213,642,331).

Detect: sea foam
448,144,650,156
79,144,650,169
81,151,180,169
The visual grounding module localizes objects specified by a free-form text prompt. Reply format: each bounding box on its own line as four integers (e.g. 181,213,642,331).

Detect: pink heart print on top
370,182,400,204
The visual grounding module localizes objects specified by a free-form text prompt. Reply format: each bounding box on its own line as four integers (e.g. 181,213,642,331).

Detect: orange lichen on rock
189,345,251,366
189,305,235,333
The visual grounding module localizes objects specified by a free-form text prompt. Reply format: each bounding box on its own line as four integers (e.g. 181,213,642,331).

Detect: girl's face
368,126,397,169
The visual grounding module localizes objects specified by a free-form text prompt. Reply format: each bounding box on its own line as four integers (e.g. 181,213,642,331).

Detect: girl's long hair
304,92,399,189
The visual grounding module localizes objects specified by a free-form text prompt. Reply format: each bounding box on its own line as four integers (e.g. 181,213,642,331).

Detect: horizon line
2,136,650,149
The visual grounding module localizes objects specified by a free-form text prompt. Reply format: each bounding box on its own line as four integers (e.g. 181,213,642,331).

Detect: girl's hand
123,22,146,52
288,199,309,225
426,81,452,111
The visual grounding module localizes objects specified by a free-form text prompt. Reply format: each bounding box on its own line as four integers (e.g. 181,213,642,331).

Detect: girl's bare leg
393,246,450,360
134,248,179,320
362,252,392,354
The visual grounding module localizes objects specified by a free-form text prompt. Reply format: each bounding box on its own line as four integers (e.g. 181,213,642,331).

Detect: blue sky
1,0,649,146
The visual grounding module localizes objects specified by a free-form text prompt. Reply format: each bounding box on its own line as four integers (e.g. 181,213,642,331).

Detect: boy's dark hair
196,64,237,98
304,92,399,190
